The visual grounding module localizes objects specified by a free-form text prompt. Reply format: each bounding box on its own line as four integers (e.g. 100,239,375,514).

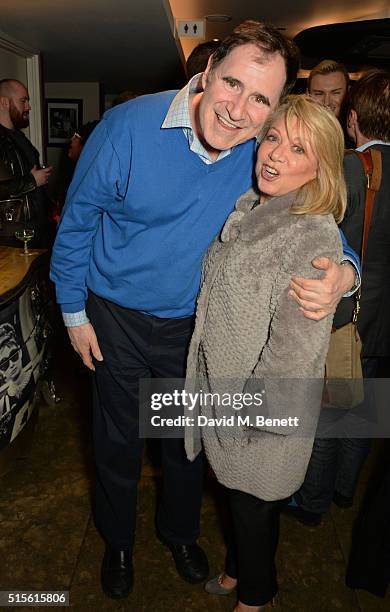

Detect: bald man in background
0,78,54,247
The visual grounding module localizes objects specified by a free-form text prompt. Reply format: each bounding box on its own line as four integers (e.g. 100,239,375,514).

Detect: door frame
0,31,43,159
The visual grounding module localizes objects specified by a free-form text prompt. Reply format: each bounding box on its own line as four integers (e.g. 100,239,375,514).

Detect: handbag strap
352,148,382,322
357,148,382,266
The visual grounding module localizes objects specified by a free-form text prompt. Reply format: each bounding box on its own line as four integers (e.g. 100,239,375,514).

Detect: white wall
0,47,29,138
0,46,27,82
44,82,100,122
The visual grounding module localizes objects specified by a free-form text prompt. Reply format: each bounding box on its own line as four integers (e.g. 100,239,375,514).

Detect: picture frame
45,98,83,146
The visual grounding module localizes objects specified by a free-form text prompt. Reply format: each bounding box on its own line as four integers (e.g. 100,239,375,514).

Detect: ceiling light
205,15,232,23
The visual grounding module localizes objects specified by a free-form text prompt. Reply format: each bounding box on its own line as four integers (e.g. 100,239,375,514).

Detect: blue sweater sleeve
339,228,359,268
339,228,361,295
50,112,130,312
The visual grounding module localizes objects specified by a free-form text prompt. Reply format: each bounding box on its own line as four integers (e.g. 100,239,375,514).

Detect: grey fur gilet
185,189,342,501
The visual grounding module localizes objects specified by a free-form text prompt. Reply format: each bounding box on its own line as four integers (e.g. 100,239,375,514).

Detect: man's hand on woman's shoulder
289,257,355,321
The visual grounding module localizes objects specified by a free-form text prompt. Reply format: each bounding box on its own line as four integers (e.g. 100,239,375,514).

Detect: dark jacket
346,441,390,597
334,144,390,357
0,174,36,200
0,124,54,248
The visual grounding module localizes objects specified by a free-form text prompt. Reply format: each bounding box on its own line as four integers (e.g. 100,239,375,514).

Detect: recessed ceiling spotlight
212,38,220,42
205,14,232,23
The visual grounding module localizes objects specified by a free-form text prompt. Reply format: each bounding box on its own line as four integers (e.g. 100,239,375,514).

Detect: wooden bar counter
0,246,46,298
0,246,52,475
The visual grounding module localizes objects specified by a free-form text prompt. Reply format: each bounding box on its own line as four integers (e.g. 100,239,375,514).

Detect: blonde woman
185,96,346,612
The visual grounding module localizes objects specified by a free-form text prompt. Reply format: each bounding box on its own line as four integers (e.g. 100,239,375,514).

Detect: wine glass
15,228,35,256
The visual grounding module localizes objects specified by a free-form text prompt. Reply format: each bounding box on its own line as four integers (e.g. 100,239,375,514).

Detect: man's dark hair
111,91,138,108
209,20,300,100
186,40,220,79
77,121,100,145
347,69,390,141
307,59,350,91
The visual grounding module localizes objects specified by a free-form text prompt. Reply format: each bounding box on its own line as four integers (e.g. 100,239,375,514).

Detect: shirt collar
162,73,203,130
161,73,232,164
356,139,390,152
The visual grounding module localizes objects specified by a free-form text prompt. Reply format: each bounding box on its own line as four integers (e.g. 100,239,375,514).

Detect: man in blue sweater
51,21,358,600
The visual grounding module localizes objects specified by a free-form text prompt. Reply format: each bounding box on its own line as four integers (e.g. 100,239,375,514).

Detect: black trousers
346,441,390,597
295,357,383,513
87,292,205,552
225,489,288,606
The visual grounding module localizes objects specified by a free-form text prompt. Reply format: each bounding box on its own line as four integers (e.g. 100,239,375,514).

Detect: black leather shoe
333,490,354,509
160,536,209,583
283,504,322,527
101,546,133,599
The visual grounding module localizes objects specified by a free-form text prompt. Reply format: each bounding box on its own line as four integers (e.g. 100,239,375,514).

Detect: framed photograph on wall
45,98,83,146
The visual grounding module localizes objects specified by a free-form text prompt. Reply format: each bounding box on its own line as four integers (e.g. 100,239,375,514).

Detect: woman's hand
289,257,355,321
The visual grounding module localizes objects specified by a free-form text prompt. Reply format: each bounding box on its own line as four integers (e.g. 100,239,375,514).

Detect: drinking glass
15,228,35,256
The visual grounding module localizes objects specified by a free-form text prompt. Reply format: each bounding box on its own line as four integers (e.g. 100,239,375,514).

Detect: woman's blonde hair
259,95,347,223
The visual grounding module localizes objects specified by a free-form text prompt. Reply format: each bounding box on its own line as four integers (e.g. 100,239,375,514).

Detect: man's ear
201,54,214,90
0,96,10,110
347,109,357,128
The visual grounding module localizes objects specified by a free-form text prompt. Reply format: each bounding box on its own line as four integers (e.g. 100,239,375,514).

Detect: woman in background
67,121,100,164
52,121,99,223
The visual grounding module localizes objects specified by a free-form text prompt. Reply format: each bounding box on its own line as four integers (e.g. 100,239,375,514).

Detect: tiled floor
0,346,388,611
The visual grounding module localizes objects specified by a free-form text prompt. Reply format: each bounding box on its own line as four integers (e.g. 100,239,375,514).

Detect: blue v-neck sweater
50,91,256,318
